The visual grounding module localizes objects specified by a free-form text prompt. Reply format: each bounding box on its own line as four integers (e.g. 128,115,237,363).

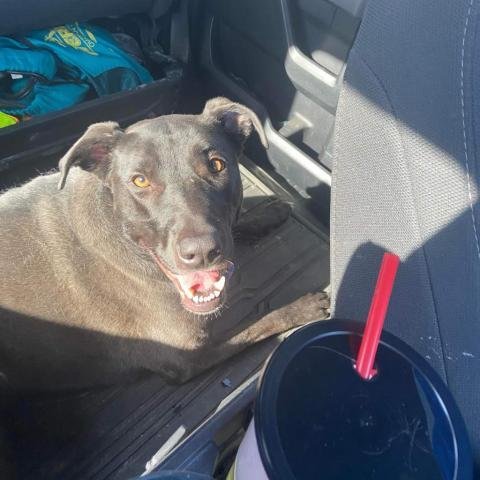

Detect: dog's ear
202,97,268,149
58,122,123,190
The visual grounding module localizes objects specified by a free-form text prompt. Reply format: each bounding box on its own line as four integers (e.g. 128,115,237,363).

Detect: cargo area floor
7,162,330,480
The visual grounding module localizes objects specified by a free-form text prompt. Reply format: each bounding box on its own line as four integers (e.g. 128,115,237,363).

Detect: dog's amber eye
132,175,150,188
208,157,226,173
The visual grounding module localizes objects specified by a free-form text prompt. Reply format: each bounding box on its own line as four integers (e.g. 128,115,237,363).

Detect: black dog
0,97,328,391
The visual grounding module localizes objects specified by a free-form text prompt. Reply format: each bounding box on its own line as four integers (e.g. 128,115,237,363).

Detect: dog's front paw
284,291,330,329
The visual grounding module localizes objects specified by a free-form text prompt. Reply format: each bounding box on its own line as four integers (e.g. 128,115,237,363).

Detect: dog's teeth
213,276,226,292
185,289,193,299
193,293,218,304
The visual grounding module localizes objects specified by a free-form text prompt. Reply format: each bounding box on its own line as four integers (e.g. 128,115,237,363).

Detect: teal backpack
0,22,153,117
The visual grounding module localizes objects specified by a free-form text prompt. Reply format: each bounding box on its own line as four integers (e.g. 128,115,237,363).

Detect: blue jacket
0,22,153,116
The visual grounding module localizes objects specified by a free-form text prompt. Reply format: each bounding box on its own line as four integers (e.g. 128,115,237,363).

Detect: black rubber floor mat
8,165,329,480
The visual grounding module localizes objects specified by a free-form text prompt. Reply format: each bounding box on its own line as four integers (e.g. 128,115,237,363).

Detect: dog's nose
176,234,222,269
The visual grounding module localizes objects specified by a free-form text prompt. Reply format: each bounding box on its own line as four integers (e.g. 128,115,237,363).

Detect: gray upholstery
331,0,480,470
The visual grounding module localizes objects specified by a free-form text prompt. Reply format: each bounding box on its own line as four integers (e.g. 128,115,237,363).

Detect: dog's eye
132,175,151,188
208,157,226,174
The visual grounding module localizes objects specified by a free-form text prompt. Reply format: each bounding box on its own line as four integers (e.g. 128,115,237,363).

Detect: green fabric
0,111,18,128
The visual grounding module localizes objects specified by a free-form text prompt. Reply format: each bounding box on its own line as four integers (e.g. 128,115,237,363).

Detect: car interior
0,0,478,478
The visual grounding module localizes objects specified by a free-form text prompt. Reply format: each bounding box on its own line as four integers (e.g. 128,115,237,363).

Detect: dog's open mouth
145,246,234,314
172,266,233,313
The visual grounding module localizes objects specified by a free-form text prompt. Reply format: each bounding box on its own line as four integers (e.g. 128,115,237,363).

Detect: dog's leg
218,290,330,351
233,198,292,245
172,291,330,383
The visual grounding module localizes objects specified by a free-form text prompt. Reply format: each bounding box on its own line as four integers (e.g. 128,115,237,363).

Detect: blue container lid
254,320,472,480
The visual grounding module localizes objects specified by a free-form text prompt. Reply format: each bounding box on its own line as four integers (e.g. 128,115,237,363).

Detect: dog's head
57,97,267,314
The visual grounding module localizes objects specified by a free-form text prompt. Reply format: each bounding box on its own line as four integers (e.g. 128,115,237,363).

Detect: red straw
355,252,400,380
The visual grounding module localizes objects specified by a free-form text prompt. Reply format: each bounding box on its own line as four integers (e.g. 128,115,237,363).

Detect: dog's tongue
176,270,221,294
173,262,235,298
